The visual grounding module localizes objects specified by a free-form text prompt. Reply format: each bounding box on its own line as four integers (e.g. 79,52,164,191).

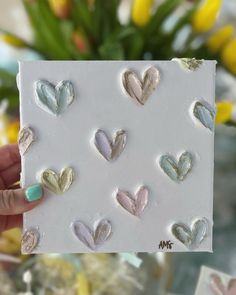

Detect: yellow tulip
6,121,20,143
207,25,234,53
192,0,222,33
132,0,154,27
0,229,21,254
77,273,90,295
221,38,236,75
215,101,233,124
2,228,21,245
0,34,25,48
48,0,71,19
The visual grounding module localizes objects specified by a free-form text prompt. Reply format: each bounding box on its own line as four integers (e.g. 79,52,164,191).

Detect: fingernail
25,184,43,202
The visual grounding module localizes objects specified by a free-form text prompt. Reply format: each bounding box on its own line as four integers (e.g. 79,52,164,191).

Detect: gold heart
122,66,160,105
18,127,35,155
21,227,40,254
172,58,203,71
41,167,74,194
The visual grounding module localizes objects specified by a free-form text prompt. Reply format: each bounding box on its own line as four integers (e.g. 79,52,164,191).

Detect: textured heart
116,186,148,217
41,167,74,194
18,127,35,155
193,100,215,131
173,58,203,71
94,129,127,161
35,80,75,116
159,152,193,182
171,218,209,250
210,274,236,295
72,219,112,250
21,227,40,254
122,66,160,105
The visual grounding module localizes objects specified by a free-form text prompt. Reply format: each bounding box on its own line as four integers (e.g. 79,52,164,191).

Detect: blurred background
0,0,236,294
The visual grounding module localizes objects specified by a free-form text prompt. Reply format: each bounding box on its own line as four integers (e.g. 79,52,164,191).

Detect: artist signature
158,240,174,250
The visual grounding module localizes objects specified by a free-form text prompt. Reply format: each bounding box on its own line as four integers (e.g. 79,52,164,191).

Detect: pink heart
226,279,236,295
210,274,236,295
116,186,148,217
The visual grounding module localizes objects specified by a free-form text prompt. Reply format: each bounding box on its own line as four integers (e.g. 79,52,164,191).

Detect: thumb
0,184,43,215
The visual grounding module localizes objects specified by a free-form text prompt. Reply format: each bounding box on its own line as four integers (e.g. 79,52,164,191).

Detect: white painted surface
194,266,233,295
19,60,215,253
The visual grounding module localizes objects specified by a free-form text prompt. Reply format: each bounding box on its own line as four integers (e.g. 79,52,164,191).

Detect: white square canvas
19,60,216,254
194,266,236,295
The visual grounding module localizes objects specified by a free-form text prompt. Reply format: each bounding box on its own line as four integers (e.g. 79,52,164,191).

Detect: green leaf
60,21,84,59
225,120,236,128
0,95,19,109
146,0,184,35
99,41,124,60
0,68,18,109
0,86,19,108
92,0,121,44
116,27,137,40
125,32,144,60
23,0,71,59
72,0,93,35
0,69,15,83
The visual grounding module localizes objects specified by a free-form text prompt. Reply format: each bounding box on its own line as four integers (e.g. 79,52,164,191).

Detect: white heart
72,219,112,250
94,129,127,161
122,66,160,105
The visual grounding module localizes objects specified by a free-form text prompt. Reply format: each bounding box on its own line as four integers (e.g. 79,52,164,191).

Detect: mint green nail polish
25,184,43,202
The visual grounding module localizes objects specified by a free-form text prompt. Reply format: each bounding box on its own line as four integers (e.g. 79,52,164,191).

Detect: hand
0,144,43,232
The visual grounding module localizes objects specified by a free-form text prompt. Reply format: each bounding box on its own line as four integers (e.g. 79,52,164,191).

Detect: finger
0,215,22,232
0,184,43,215
0,144,20,171
8,182,21,190
0,162,21,189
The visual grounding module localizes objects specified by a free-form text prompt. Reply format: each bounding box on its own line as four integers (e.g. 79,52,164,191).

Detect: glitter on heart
171,218,209,250
72,219,112,250
116,186,149,217
18,126,35,155
35,80,75,116
21,227,40,254
40,167,74,195
159,151,193,182
122,66,160,105
172,58,203,71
